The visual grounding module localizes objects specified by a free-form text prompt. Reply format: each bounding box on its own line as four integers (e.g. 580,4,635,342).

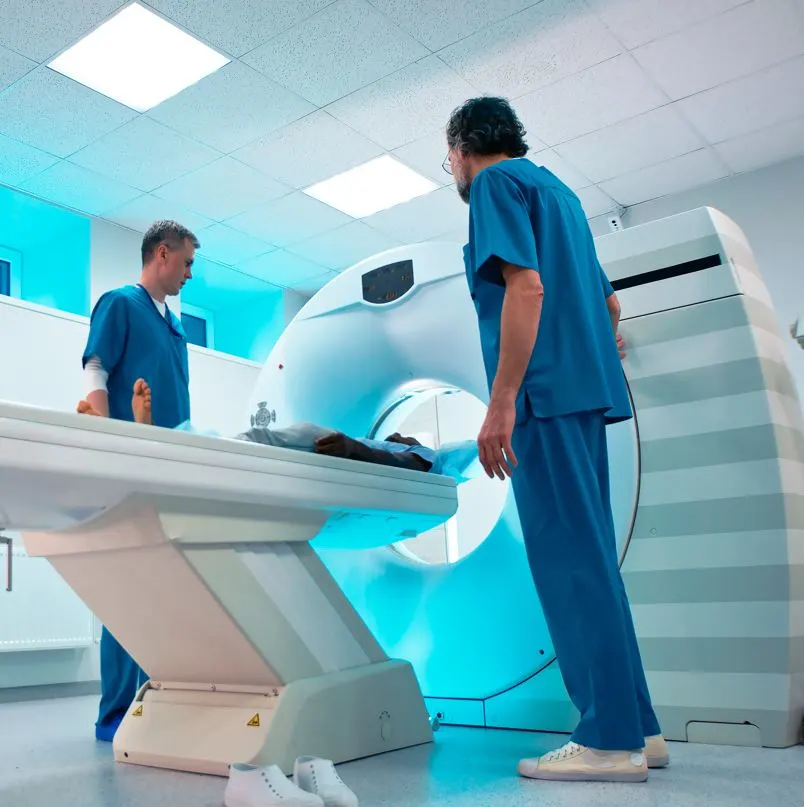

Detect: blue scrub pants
510,408,661,751
96,626,147,741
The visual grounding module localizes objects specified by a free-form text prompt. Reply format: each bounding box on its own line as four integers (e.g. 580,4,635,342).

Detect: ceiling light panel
48,3,230,112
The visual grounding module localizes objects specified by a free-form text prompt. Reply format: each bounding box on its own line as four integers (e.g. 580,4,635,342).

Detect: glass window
181,312,208,348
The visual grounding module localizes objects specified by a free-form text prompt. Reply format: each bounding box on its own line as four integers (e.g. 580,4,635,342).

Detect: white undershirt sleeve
84,355,109,394
83,294,164,396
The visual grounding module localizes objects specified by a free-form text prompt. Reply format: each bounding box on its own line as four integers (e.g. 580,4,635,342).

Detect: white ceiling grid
0,0,801,300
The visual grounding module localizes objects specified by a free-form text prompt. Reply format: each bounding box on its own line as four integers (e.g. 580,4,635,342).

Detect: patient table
0,402,457,775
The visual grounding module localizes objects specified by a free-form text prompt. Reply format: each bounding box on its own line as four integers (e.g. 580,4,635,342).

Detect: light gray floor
1,695,803,807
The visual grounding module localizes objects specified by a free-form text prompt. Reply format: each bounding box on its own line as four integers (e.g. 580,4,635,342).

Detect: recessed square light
303,155,438,218
48,2,230,112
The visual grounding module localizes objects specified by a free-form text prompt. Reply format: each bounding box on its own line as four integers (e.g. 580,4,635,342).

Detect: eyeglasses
442,154,453,175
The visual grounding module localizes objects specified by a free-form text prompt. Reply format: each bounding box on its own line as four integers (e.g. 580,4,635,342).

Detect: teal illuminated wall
207,288,286,363
182,256,288,364
0,181,290,362
0,185,90,316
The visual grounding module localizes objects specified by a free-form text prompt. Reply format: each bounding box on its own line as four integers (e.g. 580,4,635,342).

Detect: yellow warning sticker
132,705,143,717
247,713,260,727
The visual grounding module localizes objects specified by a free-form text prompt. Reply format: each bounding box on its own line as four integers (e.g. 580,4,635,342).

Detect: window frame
180,302,215,350
0,245,23,298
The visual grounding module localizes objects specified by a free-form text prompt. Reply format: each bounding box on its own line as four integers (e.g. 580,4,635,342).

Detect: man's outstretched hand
478,397,518,480
616,332,626,359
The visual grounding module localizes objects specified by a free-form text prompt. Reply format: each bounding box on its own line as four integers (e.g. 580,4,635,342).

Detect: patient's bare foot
77,399,101,416
132,379,153,425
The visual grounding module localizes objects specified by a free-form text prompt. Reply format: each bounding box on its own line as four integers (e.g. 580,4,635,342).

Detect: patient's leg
131,379,153,425
316,432,432,472
235,422,333,450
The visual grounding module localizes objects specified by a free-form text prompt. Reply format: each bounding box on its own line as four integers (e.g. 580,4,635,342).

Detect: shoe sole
225,794,321,807
648,754,670,769
519,768,648,783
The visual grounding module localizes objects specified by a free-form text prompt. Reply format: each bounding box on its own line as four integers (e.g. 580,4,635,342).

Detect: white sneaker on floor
518,741,648,783
225,764,324,807
293,757,359,807
645,734,670,768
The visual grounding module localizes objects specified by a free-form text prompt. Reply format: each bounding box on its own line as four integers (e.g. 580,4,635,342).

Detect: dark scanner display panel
610,253,722,291
362,260,414,304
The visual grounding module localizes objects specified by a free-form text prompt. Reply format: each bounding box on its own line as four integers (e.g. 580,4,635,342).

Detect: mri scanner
250,206,804,751
0,206,801,781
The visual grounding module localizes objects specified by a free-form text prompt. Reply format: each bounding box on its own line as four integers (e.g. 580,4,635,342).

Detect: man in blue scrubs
80,219,199,742
445,97,667,782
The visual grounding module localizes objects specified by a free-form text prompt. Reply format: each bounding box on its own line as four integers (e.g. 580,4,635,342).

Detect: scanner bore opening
370,386,509,567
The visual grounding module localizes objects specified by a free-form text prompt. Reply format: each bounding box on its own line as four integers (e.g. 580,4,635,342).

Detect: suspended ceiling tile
287,269,339,295
0,134,60,186
392,130,455,186
68,116,220,192
326,55,477,151
0,0,126,62
585,0,748,49
286,221,402,271
555,105,704,183
369,0,538,51
226,191,352,247
20,160,141,216
599,148,730,206
361,185,468,243
0,67,137,158
233,110,383,190
152,157,292,222
439,0,622,99
241,0,429,106
147,0,334,58
515,54,668,147
237,249,327,287
195,222,273,265
575,185,617,219
713,117,804,174
677,55,804,144
425,227,468,245
528,149,593,190
0,43,35,93
103,193,214,235
633,0,804,100
147,61,314,154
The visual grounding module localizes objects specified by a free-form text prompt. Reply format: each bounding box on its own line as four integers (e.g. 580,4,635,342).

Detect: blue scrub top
463,158,631,424
83,284,191,428
356,438,437,468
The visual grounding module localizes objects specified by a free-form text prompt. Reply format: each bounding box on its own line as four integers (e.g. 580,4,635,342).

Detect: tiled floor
1,695,802,807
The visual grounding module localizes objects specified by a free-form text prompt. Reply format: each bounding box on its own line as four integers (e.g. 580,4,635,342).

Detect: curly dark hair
446,96,529,158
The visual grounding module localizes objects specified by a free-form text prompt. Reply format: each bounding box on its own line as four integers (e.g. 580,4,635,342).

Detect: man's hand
616,332,626,359
478,396,518,480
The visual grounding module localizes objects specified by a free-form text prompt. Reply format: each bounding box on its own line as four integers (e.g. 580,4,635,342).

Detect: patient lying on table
77,380,479,480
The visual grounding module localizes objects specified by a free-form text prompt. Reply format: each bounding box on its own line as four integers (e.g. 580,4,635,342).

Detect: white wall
89,218,162,311
0,295,259,690
589,156,804,401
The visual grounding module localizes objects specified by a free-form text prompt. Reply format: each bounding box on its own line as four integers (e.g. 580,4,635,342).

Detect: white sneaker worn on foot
225,764,324,807
645,735,670,768
293,757,359,807
518,741,648,783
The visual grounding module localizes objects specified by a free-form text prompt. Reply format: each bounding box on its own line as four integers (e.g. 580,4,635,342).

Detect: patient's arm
315,432,433,472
